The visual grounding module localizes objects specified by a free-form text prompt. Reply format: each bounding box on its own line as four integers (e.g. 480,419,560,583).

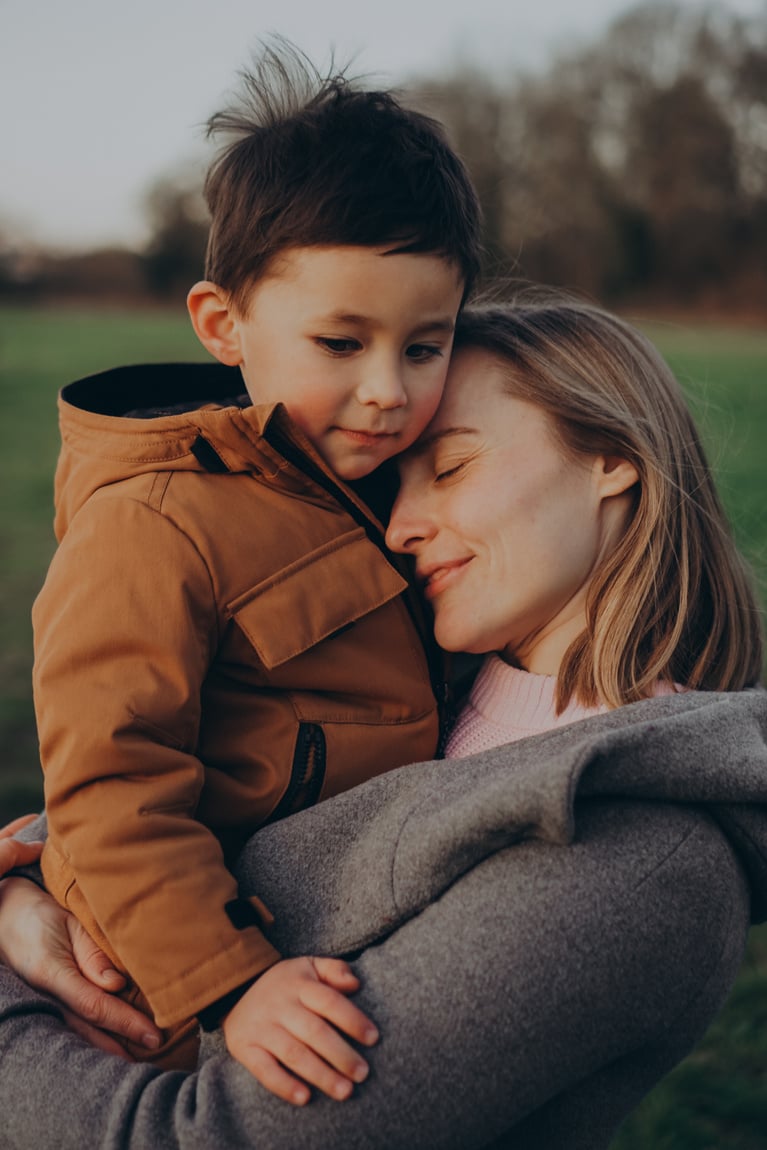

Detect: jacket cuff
148,896,282,1028
197,976,260,1031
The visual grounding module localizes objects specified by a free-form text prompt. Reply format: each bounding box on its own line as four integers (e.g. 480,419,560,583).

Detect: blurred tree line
1,0,765,311
414,0,767,309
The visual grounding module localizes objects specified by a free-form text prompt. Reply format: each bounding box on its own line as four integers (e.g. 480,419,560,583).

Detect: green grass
638,319,767,605
1,304,766,1145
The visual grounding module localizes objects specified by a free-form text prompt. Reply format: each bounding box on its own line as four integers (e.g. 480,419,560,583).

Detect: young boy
33,43,481,1103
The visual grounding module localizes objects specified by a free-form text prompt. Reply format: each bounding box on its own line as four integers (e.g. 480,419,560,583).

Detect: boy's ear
596,455,640,499
187,281,243,366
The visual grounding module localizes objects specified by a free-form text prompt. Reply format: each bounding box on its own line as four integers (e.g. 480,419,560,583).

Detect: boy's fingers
300,978,379,1046
287,1008,371,1087
311,956,360,989
241,1044,311,1106
262,1023,360,1101
0,814,39,839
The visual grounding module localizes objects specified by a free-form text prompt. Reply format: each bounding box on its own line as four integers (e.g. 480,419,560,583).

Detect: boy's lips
418,557,472,599
335,427,399,447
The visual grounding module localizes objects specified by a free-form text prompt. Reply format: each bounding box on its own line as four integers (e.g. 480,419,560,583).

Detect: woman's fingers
67,916,126,991
0,837,43,876
58,1007,137,1061
0,815,43,877
47,949,161,1051
4,884,163,1052
0,813,40,839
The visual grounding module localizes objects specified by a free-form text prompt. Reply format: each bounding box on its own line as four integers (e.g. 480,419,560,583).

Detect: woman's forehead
440,346,508,414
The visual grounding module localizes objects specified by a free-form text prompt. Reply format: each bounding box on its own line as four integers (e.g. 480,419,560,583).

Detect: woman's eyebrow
409,426,479,455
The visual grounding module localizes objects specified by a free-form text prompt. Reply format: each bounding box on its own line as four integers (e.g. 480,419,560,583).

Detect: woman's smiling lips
418,557,473,599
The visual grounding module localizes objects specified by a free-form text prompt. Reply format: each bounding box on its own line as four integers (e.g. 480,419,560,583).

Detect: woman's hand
0,814,44,871
0,818,162,1059
223,956,379,1105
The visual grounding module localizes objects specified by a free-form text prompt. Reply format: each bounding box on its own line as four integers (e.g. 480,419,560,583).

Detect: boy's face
203,246,464,481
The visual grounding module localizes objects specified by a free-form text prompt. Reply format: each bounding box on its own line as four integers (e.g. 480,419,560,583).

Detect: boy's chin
323,453,391,483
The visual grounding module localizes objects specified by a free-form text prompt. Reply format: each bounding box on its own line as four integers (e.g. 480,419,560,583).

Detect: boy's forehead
249,243,464,316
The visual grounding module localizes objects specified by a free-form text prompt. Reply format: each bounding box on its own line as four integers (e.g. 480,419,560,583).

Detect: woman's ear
187,281,243,366
596,455,640,499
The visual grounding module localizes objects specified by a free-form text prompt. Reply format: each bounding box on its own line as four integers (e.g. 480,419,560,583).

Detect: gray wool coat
1,688,766,1150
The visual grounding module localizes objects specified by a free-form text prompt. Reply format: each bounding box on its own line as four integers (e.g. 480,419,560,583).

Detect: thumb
311,956,360,990
67,918,125,991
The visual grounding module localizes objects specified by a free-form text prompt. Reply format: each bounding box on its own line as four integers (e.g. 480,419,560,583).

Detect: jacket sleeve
33,494,281,1027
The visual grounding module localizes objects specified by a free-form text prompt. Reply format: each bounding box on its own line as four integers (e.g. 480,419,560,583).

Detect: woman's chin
434,622,491,656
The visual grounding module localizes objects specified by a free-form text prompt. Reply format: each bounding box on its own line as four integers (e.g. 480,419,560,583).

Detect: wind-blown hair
454,294,763,710
203,39,482,314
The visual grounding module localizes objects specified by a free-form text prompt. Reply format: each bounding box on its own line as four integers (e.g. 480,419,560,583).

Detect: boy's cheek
401,380,449,450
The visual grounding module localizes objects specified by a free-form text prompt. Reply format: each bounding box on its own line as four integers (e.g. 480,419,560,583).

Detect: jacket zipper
265,722,327,824
263,423,450,749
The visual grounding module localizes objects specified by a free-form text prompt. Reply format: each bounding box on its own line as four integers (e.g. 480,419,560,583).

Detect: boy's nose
356,364,408,409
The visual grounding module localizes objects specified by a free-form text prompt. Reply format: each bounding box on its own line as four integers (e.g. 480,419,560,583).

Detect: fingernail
293,1087,310,1106
334,1080,353,1100
353,1061,369,1083
102,970,123,987
142,1033,161,1050
364,1027,379,1044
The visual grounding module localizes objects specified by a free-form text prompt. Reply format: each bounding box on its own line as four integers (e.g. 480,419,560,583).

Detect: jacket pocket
265,722,327,823
226,527,407,670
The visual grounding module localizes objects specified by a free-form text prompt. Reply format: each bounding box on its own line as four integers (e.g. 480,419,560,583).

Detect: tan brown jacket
36,362,441,1029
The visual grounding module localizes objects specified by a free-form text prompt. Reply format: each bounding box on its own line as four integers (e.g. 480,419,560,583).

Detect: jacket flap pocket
228,527,408,669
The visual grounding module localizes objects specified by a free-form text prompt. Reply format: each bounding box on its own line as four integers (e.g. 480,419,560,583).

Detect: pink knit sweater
445,655,678,759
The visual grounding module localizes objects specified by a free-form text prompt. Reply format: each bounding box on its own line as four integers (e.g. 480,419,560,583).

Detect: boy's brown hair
203,39,482,314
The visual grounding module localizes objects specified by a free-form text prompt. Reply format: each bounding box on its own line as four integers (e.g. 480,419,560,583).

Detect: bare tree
142,172,209,298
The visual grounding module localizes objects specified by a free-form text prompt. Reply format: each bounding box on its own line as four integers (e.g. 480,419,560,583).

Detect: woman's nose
386,496,430,553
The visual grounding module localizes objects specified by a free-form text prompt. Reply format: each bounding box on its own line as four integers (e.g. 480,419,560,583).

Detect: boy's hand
0,814,44,873
0,875,162,1058
222,956,379,1105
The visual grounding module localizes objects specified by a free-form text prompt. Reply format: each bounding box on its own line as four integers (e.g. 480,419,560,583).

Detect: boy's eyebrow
320,311,456,334
407,426,478,456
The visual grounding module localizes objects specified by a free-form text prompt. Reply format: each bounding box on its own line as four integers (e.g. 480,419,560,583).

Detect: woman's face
385,346,637,674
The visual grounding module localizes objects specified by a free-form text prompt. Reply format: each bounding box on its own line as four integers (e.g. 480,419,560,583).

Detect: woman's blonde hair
454,293,763,710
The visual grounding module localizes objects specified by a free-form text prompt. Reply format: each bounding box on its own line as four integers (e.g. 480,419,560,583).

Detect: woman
1,296,765,1149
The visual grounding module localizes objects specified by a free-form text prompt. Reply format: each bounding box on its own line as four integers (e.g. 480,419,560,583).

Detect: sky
1,0,764,249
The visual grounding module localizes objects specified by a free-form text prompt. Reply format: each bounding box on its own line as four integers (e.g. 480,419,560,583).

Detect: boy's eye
316,337,361,355
407,343,443,362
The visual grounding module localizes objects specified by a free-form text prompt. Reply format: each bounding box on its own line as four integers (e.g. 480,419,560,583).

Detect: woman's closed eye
435,460,468,482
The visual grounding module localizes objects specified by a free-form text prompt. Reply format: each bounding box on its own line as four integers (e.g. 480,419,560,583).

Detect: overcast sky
1,0,763,248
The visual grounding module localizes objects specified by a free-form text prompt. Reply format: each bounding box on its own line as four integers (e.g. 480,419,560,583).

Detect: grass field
0,303,765,1147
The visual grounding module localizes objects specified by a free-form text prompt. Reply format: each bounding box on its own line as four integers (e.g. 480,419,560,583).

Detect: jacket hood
53,362,343,541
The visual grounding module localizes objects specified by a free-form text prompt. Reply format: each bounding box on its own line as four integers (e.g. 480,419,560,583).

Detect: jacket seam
99,491,221,651
149,933,272,998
